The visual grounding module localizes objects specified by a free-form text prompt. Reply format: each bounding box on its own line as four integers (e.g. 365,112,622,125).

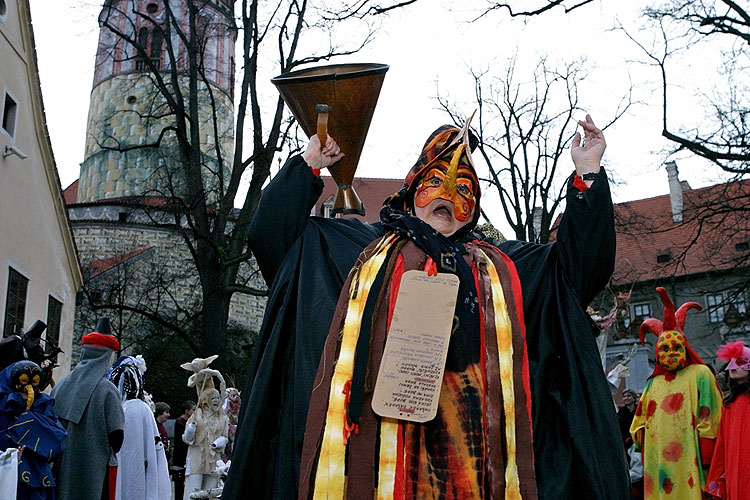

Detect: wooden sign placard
371,270,459,422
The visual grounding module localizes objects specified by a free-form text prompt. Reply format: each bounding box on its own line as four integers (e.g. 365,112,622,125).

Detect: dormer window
656,249,672,264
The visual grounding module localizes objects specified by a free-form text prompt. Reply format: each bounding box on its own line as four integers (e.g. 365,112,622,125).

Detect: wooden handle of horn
316,111,329,149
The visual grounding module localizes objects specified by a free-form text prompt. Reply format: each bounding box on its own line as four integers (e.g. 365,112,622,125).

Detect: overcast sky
29,0,729,230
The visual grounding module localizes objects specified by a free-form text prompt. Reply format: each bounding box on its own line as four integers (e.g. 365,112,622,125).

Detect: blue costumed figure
0,360,67,500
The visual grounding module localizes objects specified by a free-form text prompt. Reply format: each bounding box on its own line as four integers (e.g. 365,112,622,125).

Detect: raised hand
571,114,606,175
302,135,344,171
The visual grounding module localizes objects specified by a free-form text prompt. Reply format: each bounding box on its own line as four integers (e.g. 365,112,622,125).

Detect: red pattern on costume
662,442,683,462
644,473,654,497
661,393,684,414
646,400,658,418
698,406,710,419
663,477,674,494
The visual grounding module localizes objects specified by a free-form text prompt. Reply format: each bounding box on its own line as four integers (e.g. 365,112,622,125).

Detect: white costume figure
182,364,230,500
108,356,171,500
181,355,226,396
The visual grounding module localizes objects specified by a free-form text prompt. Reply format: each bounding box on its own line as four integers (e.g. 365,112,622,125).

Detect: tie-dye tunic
630,364,722,499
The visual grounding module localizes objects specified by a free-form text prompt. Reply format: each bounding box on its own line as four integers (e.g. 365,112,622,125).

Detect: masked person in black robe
223,114,629,500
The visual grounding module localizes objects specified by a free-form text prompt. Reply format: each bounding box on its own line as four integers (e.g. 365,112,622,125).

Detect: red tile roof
317,175,404,223
84,246,154,279
63,180,78,205
611,179,750,285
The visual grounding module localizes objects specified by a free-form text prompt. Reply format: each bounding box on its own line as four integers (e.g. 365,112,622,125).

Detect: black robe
223,155,629,500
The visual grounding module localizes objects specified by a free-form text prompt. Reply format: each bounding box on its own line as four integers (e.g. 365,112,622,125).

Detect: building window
322,196,335,218
4,267,28,337
706,293,724,323
46,296,63,353
632,303,651,327
0,0,7,19
2,92,18,137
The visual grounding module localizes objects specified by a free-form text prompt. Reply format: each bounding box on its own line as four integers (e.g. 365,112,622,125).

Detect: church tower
76,0,236,202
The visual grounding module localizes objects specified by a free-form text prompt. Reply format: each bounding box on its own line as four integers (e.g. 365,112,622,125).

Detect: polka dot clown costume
630,287,723,500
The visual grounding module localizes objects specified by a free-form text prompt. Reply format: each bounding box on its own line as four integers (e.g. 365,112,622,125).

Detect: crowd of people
0,319,241,500
614,288,750,500
0,112,748,500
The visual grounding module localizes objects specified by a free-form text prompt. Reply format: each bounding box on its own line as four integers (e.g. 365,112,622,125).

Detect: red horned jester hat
639,287,706,379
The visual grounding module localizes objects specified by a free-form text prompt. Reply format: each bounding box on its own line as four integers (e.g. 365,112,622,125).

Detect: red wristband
311,168,321,177
573,174,589,192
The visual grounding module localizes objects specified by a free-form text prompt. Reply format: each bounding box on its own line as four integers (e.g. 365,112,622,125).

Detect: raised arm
248,136,344,284
555,115,616,306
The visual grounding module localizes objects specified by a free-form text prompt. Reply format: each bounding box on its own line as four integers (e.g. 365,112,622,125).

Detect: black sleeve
554,168,616,306
248,155,325,285
109,429,124,454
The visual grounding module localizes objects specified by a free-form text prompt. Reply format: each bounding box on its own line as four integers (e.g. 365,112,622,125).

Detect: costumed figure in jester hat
630,287,723,499
51,318,125,500
0,360,67,500
705,341,750,499
223,114,629,500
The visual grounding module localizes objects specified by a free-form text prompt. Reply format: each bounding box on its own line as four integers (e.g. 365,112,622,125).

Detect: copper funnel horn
272,63,389,216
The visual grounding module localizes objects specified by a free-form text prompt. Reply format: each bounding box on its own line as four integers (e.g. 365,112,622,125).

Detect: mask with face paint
11,360,42,409
414,143,478,223
655,331,688,371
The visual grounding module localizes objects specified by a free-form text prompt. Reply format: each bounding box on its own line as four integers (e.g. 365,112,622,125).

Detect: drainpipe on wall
665,161,683,224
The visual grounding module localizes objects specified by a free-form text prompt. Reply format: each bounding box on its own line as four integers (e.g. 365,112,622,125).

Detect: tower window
0,0,7,19
137,27,149,52
151,29,163,60
2,92,17,137
146,2,159,14
127,95,137,105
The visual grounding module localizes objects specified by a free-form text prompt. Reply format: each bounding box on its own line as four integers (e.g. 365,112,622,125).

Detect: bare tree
611,1,750,323
438,57,631,243
623,0,749,175
84,0,399,370
479,0,596,18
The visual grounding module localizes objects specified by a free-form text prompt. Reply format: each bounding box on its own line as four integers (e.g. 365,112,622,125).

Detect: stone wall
69,209,267,360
